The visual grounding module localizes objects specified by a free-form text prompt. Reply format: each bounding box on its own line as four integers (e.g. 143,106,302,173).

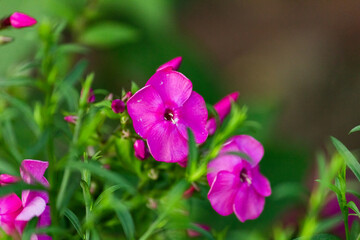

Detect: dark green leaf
348,201,360,219
113,199,135,240
94,184,123,207
186,128,198,180
22,217,38,240
0,182,45,197
64,208,83,238
294,234,341,240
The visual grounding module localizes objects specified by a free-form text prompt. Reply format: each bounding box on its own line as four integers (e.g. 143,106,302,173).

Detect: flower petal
0,193,22,214
20,160,49,186
146,70,192,108
224,135,264,167
15,196,46,221
147,121,188,162
157,57,182,72
207,171,240,216
233,185,265,222
252,167,271,197
207,155,243,186
0,174,19,185
127,85,165,138
177,91,208,144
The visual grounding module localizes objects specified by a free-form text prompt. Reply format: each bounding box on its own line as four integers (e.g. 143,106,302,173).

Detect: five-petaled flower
207,135,271,222
127,57,208,163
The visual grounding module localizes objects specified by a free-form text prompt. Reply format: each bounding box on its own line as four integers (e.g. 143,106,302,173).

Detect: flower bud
134,139,150,160
111,99,125,114
187,224,210,238
0,36,13,45
9,12,37,29
64,115,78,124
122,91,132,102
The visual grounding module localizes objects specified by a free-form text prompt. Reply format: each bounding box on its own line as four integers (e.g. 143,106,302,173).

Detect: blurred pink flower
207,135,271,222
9,12,37,29
64,115,78,124
0,174,19,186
206,92,239,135
0,193,22,236
133,139,150,160
157,56,182,72
127,58,208,162
111,99,125,114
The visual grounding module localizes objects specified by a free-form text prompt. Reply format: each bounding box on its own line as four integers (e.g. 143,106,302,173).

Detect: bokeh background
1,0,360,237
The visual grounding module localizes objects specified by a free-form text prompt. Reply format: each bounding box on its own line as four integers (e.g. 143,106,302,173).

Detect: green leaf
113,199,135,240
348,201,360,219
0,78,35,87
131,81,139,93
186,128,198,181
315,179,341,196
0,157,18,176
80,22,138,47
349,125,360,135
64,208,83,238
331,137,360,182
67,161,135,194
188,223,215,240
315,215,342,234
22,217,38,240
56,171,81,212
350,220,360,240
94,184,123,207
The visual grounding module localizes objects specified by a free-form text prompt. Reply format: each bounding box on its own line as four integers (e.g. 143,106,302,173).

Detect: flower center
164,109,174,121
239,168,251,185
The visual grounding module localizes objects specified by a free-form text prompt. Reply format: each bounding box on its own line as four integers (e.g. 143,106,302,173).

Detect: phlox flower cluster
127,57,271,222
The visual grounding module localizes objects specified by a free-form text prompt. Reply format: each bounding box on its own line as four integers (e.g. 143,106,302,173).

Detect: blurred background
1,0,360,237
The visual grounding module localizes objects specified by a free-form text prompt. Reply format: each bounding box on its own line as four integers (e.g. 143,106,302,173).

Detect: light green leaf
349,125,360,135
331,137,360,182
113,199,135,240
186,128,198,180
348,201,360,219
80,22,138,47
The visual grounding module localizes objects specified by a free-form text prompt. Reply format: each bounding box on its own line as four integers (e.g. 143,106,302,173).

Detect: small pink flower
64,115,78,124
133,139,150,160
157,56,182,72
111,99,125,114
187,224,210,238
0,174,19,186
9,12,37,29
127,58,208,163
206,92,239,135
207,135,271,222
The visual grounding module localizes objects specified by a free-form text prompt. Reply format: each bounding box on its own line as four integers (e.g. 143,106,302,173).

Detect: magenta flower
127,58,208,163
0,160,51,239
64,115,78,124
9,12,37,29
111,99,125,114
0,174,19,186
207,135,271,222
157,56,182,72
206,92,239,135
133,139,150,160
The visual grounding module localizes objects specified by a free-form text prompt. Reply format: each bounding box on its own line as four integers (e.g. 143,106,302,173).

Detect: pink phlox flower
156,56,182,72
133,139,150,160
207,135,271,222
0,193,23,236
127,58,208,162
0,174,20,186
206,92,239,135
111,99,125,114
16,160,51,239
9,12,37,29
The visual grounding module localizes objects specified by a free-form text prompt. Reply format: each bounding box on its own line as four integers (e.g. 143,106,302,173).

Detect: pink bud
81,88,95,103
111,99,125,114
9,12,37,29
134,140,150,160
64,115,78,124
122,91,133,102
206,92,239,135
0,174,19,186
183,184,199,199
157,56,182,72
